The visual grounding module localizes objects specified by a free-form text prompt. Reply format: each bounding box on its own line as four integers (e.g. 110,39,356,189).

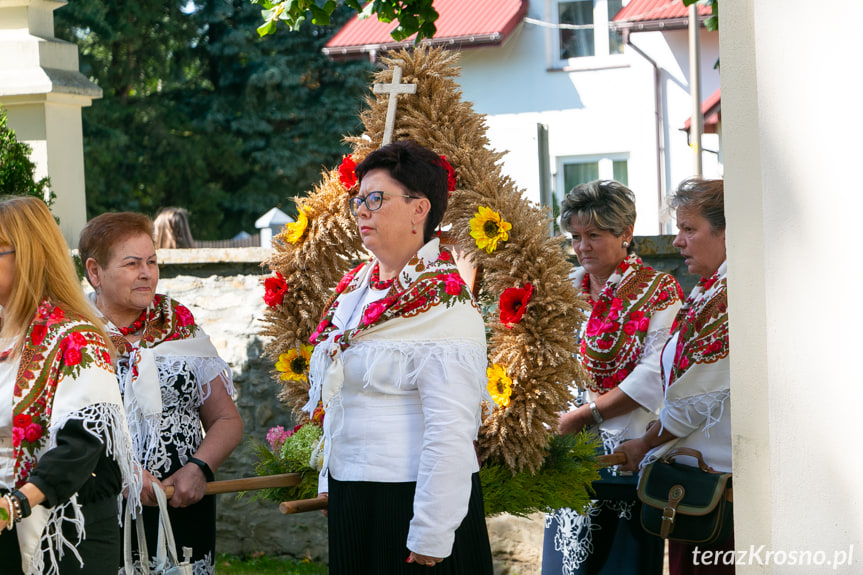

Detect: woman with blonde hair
0,196,140,574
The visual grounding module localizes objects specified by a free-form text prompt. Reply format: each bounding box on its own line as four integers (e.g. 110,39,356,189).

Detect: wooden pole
279,495,329,515
163,473,301,499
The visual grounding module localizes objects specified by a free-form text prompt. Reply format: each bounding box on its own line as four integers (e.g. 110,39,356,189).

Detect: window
557,0,626,63
558,156,629,198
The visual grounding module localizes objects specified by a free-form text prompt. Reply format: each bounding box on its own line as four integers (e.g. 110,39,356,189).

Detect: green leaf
257,19,277,37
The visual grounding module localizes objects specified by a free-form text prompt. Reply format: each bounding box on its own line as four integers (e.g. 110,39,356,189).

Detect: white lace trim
546,499,636,575
121,550,213,575
27,404,142,575
642,326,672,359
662,389,730,438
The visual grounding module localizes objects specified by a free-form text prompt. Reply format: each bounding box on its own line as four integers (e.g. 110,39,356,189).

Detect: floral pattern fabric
664,262,729,389
579,254,684,393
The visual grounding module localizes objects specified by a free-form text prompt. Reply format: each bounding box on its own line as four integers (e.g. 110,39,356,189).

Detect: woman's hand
161,463,207,508
140,469,164,507
407,552,443,567
614,437,651,472
558,408,589,436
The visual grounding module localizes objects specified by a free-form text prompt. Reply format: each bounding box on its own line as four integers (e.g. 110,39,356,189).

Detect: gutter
622,29,666,235
323,33,505,61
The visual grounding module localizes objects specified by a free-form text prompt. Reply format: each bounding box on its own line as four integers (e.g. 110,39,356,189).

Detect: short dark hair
669,178,725,232
78,212,154,285
559,180,637,254
354,140,448,242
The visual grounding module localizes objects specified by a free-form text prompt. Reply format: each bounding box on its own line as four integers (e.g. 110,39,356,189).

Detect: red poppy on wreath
339,154,358,190
499,283,534,328
435,155,457,193
263,272,288,307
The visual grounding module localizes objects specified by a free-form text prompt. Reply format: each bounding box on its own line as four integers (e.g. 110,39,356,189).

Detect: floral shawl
305,238,490,469
574,254,684,394
6,301,141,575
98,294,232,468
664,261,729,389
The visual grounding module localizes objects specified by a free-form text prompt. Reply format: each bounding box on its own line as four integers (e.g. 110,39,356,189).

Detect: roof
323,0,528,60
683,88,721,133
613,0,713,32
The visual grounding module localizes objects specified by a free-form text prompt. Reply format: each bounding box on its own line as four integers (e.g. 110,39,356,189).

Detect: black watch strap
187,457,214,482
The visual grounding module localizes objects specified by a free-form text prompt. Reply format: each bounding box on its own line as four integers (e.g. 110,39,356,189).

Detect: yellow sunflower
469,206,512,253
284,208,310,244
275,345,313,382
486,363,513,407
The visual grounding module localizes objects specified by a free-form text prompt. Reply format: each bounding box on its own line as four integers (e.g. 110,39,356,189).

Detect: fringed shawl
102,294,232,469
7,301,141,575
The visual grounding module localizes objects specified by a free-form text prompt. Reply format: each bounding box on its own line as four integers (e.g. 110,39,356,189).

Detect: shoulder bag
637,447,733,545
124,483,194,575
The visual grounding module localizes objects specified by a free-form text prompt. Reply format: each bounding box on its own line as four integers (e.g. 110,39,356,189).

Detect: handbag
637,447,733,545
124,483,194,575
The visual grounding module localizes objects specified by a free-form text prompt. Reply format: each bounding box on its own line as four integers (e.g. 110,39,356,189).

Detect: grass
216,553,328,574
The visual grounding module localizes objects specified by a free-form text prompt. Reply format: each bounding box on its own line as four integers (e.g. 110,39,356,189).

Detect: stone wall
153,239,691,572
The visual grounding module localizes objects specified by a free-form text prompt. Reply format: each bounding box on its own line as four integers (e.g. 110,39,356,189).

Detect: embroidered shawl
5,301,141,575
664,261,729,389
100,294,232,468
574,254,684,394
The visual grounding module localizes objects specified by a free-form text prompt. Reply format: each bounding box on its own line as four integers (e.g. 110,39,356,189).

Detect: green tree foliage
253,0,439,42
683,0,718,31
0,106,52,203
55,1,373,239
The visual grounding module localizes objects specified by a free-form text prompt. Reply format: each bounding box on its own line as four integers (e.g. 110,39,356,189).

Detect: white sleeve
617,302,679,413
406,344,484,558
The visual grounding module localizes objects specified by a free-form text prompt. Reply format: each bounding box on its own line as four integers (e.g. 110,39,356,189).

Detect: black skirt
328,472,493,575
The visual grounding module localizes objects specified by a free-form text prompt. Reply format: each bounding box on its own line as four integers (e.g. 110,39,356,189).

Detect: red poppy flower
436,156,457,192
339,154,358,190
263,272,288,307
499,283,534,328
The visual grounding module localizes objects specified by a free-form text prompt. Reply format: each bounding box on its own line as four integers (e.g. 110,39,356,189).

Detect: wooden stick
279,495,328,515
163,473,301,499
596,453,627,467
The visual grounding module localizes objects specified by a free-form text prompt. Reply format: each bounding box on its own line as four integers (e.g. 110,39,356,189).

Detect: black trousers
328,472,494,575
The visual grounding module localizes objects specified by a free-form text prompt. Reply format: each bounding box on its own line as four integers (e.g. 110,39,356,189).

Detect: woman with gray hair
543,180,683,575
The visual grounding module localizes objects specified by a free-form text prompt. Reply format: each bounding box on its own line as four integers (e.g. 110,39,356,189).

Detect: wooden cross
373,65,417,145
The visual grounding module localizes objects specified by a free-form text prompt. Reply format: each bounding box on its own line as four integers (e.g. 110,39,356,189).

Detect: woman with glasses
0,196,140,574
306,140,494,574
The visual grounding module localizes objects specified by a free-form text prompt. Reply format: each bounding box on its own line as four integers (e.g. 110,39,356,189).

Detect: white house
324,0,720,235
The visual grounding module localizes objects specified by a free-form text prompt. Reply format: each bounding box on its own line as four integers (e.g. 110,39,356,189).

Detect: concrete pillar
0,0,101,245
722,0,863,571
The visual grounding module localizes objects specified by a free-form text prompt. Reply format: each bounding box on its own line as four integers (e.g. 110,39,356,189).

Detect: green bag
637,447,733,545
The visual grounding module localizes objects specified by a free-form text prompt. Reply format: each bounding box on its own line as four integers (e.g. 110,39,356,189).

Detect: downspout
623,29,666,234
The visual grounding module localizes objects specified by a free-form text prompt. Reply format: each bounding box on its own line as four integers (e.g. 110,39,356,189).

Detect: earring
622,241,630,248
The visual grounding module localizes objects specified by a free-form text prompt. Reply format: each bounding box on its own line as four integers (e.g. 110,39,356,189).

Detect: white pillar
722,0,863,572
0,0,101,245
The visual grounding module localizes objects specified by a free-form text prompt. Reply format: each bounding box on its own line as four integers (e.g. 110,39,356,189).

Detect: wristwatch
187,457,214,482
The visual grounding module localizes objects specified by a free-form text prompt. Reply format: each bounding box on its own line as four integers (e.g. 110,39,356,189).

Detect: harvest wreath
255,47,599,516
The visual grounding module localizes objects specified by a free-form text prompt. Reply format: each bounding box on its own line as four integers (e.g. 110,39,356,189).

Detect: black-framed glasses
349,191,416,216
0,250,14,257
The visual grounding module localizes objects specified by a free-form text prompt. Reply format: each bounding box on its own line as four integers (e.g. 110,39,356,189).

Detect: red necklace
581,273,597,307
118,308,150,336
369,264,396,291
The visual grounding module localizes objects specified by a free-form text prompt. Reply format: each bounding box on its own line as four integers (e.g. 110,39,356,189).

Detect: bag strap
152,483,182,569
661,447,714,472
124,503,151,575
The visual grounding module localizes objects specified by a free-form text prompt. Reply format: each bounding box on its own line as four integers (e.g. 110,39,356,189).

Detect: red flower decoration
175,305,194,327
438,272,465,296
499,283,534,328
30,324,46,346
339,154,358,190
336,264,363,294
436,155,457,192
437,249,453,262
64,346,82,366
362,297,396,326
263,272,288,307
24,423,43,443
13,414,31,427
